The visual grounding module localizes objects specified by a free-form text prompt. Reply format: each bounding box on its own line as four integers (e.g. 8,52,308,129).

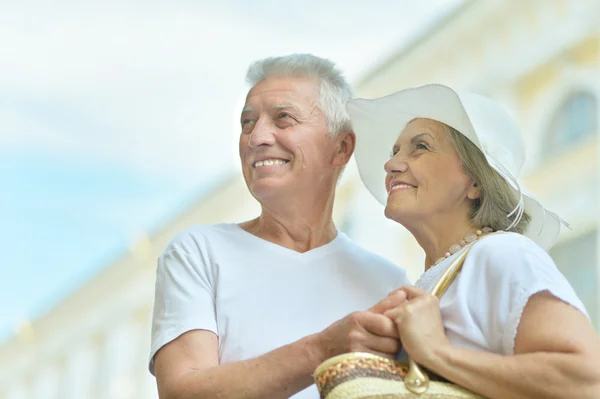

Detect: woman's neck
403,215,480,271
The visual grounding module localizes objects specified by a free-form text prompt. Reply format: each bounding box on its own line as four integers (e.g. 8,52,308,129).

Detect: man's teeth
254,159,288,167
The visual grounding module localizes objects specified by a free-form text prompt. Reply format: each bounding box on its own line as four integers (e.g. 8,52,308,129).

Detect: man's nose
248,119,276,148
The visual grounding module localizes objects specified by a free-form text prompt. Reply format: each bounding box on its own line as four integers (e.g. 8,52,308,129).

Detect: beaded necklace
433,227,494,266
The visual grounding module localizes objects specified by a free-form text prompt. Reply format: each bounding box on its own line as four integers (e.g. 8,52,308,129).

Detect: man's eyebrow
241,104,301,114
274,103,301,112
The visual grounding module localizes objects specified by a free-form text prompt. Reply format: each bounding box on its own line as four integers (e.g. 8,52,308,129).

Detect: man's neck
240,193,337,253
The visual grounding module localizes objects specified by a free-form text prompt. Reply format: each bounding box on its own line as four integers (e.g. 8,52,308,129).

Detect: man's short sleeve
149,232,218,375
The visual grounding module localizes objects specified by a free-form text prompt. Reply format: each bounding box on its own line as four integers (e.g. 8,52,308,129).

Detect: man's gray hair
246,54,354,137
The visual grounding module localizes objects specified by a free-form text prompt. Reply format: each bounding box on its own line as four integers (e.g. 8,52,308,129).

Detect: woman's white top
415,232,589,355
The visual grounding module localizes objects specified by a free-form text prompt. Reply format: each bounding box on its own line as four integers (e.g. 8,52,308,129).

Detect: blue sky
0,149,198,341
0,0,461,342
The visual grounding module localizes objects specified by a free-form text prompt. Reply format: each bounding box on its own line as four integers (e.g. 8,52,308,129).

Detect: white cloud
0,0,461,183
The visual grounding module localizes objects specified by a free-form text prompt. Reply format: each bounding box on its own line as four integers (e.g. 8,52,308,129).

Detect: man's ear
467,180,481,200
332,131,356,167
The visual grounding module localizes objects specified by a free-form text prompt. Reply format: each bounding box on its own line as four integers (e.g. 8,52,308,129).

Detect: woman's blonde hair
445,124,531,233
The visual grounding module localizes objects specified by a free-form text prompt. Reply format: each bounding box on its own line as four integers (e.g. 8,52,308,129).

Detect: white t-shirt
415,231,589,356
150,223,410,398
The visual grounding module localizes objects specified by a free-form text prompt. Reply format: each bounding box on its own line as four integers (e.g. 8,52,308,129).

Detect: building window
543,91,597,158
549,230,598,329
6,383,28,399
31,366,59,399
63,343,96,399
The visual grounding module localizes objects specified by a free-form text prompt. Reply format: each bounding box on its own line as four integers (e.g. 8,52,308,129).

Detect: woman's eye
389,150,397,159
242,119,254,125
279,112,290,119
415,142,429,150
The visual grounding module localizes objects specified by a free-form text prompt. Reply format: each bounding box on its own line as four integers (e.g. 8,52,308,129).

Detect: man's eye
279,112,290,119
389,150,397,159
242,119,254,125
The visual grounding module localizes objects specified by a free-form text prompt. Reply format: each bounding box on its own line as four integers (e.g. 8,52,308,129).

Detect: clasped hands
318,286,451,370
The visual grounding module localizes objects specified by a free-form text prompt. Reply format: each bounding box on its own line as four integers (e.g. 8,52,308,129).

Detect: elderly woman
346,84,600,398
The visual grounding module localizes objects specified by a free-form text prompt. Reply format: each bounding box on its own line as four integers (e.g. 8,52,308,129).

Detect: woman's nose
384,154,408,174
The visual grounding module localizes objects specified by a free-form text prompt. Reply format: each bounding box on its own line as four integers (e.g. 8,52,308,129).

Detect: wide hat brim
347,84,564,251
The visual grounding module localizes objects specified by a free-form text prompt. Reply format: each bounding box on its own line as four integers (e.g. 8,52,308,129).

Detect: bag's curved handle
403,245,474,393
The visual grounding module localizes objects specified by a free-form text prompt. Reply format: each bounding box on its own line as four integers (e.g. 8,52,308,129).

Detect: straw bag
314,246,484,399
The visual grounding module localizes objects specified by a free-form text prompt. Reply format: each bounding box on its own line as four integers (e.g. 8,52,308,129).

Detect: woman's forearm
427,346,600,399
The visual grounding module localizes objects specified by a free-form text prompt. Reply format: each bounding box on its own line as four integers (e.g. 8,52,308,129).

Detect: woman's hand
384,285,451,369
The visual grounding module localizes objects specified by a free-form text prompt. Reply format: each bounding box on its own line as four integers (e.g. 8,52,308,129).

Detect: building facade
1,0,598,397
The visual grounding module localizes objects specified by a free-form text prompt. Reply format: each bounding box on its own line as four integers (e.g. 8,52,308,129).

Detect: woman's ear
332,131,356,167
467,181,481,200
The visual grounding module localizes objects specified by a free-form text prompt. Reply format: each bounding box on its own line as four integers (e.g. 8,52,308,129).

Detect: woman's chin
384,204,409,223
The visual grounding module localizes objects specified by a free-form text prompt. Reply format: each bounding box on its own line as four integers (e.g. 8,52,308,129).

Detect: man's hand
313,290,407,360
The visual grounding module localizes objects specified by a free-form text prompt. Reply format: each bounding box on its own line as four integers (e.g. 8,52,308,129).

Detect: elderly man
149,54,410,399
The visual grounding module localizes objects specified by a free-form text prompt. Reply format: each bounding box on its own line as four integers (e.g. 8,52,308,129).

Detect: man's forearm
161,334,325,399
429,346,600,399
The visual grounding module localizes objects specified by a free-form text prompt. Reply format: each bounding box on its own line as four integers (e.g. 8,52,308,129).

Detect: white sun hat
347,83,567,251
